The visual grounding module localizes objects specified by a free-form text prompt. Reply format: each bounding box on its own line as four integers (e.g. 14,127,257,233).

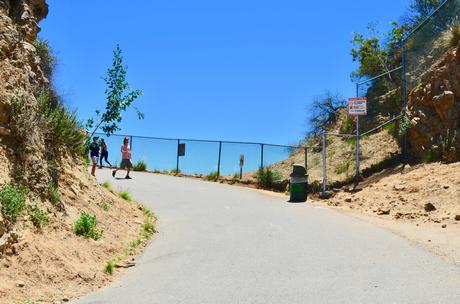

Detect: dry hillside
270,128,400,185
0,1,155,303
320,162,460,265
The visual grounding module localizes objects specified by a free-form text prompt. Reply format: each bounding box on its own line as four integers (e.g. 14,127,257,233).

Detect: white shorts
91,156,99,165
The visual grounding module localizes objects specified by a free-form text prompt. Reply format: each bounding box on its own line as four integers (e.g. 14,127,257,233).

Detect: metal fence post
217,141,222,177
402,44,408,162
355,116,360,185
176,139,180,174
322,131,327,194
355,83,360,185
304,147,308,172
260,144,264,169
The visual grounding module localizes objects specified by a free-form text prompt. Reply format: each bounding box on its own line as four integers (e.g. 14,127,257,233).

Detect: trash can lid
290,164,307,177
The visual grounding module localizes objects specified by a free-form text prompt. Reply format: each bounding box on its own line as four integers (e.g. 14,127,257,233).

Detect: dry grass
260,129,400,186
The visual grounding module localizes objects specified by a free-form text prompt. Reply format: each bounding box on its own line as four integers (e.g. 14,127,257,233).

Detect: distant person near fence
99,138,112,168
89,136,100,176
112,137,133,179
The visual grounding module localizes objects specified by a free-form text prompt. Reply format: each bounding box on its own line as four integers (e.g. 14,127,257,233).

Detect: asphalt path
75,170,460,304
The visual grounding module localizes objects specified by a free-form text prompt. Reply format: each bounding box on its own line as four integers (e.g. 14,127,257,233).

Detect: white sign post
348,97,367,185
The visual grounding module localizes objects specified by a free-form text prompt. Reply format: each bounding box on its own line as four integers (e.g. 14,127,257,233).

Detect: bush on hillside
253,167,282,190
30,206,49,228
73,212,102,240
35,39,56,81
206,171,219,181
448,25,460,48
133,161,148,172
38,92,87,158
0,184,26,222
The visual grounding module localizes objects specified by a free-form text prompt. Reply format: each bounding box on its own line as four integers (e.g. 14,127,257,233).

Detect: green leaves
73,212,103,240
0,184,26,222
351,0,442,81
88,45,144,137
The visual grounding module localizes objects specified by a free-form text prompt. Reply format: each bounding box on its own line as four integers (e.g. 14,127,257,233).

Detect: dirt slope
318,161,460,265
0,1,155,303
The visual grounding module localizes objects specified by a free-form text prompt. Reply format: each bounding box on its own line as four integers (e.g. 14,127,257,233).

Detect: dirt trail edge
76,170,460,304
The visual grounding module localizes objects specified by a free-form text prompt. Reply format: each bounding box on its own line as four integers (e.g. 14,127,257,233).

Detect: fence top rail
94,132,306,150
325,132,355,138
401,0,451,44
360,114,404,137
357,66,403,86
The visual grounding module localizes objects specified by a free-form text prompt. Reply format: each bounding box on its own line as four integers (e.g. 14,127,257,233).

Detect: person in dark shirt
89,136,100,176
99,139,112,168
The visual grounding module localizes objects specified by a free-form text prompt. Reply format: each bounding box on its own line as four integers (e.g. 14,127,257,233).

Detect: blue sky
40,0,411,146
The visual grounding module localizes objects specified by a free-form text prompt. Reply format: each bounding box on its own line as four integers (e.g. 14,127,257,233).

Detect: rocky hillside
0,0,50,190
408,42,460,162
0,1,155,303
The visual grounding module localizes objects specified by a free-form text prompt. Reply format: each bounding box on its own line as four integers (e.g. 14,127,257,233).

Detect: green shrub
170,169,181,175
35,39,56,81
345,137,357,146
448,25,460,48
137,204,153,217
104,261,114,274
422,150,435,163
100,201,110,211
73,212,103,240
133,161,147,172
101,181,112,191
49,183,61,208
253,167,282,190
153,169,161,173
335,160,351,175
130,238,143,249
398,113,411,137
205,171,219,181
38,92,86,157
384,121,397,136
0,184,26,222
30,206,49,228
440,129,457,156
340,117,354,134
142,220,156,238
119,191,132,202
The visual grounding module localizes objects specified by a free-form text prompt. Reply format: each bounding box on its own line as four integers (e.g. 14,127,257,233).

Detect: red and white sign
348,97,367,116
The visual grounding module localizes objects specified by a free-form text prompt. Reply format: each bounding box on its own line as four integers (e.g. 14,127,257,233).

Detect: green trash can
290,164,308,202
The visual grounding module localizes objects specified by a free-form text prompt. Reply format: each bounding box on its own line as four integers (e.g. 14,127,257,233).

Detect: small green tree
87,45,144,138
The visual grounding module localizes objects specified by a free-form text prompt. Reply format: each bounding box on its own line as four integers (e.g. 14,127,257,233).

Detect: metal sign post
348,97,367,185
239,155,244,179
260,144,264,169
322,131,327,194
217,141,222,178
176,141,186,174
355,116,360,184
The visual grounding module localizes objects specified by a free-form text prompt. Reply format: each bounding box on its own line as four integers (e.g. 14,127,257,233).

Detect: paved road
76,170,460,304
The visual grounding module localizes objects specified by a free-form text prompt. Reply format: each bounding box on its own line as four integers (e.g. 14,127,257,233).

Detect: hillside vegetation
0,1,154,303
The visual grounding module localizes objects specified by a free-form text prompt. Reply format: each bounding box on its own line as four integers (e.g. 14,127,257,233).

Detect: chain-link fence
404,0,460,93
320,1,460,191
94,133,306,181
93,1,458,193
